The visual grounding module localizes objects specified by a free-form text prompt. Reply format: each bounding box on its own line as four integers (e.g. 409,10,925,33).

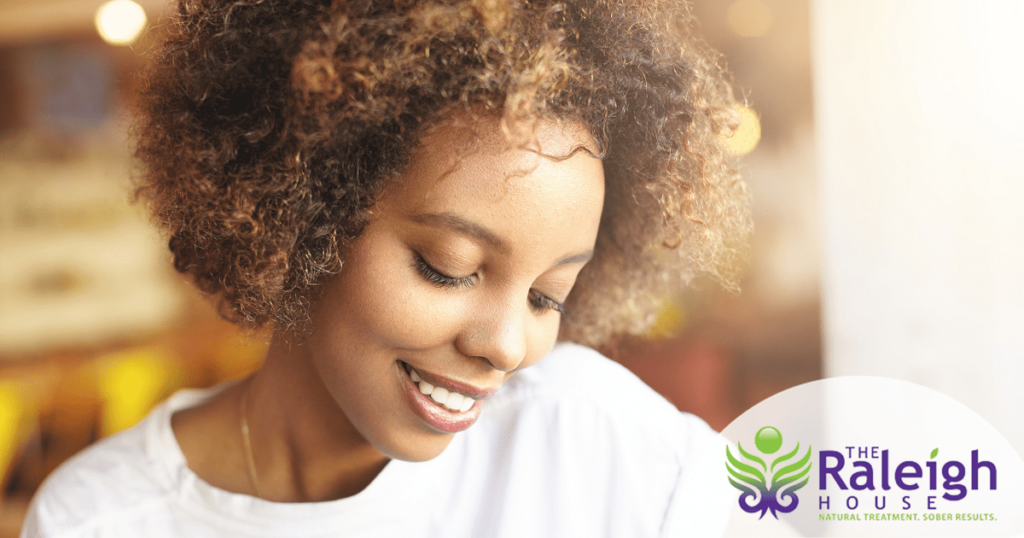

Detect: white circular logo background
720,376,1024,537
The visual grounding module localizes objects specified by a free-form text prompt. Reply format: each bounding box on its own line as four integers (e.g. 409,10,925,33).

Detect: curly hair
134,0,750,349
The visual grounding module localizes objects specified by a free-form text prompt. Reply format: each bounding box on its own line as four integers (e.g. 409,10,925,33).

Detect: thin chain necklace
239,378,262,499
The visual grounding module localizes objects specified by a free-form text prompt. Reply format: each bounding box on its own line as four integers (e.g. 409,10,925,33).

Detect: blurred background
0,0,1021,535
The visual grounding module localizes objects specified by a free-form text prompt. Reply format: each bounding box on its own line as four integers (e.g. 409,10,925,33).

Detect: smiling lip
403,363,499,401
398,361,498,433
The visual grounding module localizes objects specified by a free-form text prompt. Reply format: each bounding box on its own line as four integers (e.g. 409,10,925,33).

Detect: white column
814,0,1024,453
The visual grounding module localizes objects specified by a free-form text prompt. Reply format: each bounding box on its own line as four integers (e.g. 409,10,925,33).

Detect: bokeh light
726,0,774,38
722,104,762,156
94,0,148,46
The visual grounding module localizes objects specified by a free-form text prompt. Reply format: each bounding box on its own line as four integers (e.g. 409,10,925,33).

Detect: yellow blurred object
726,0,774,38
0,382,38,489
95,0,148,46
97,348,181,436
722,104,761,156
645,298,686,340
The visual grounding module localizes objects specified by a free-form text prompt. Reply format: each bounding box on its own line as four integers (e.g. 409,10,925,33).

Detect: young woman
23,0,749,536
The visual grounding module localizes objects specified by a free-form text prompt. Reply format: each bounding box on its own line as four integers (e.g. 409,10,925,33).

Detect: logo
726,426,813,519
720,378,1020,534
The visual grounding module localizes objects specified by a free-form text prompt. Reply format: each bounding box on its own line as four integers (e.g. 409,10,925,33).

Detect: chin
374,431,456,462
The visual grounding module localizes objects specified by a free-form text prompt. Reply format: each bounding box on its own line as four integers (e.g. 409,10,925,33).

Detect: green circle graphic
755,426,783,454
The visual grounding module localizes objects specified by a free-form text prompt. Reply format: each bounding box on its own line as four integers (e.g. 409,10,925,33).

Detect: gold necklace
239,379,262,499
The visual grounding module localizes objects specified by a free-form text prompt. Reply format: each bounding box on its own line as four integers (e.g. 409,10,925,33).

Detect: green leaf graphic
726,445,766,486
728,476,759,498
930,448,938,459
772,444,813,490
770,441,801,472
737,441,768,472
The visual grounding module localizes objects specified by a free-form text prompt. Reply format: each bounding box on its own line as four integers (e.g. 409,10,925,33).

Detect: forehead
376,116,605,249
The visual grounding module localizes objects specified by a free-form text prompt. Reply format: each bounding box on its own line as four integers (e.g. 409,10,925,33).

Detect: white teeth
430,387,449,404
409,367,477,413
444,392,464,411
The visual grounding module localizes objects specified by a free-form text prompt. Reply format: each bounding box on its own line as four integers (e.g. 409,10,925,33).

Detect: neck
246,332,389,502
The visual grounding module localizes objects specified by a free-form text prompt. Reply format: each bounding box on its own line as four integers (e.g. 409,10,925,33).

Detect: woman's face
305,116,605,461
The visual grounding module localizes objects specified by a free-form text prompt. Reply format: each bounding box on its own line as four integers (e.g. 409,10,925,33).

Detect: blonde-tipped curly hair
134,0,750,349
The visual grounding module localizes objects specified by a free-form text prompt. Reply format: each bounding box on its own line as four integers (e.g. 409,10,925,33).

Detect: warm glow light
722,104,761,156
726,0,774,38
95,0,148,46
644,298,686,340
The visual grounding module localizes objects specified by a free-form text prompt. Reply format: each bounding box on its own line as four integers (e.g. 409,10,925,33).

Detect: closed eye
529,289,566,316
414,251,567,316
413,252,477,289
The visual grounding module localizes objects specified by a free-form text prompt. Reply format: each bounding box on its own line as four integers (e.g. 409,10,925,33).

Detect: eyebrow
554,251,594,266
409,212,594,266
411,212,509,251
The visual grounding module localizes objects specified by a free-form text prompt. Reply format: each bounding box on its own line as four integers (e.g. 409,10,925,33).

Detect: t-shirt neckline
146,384,440,534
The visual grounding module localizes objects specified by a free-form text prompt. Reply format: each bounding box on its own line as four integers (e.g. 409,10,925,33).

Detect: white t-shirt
22,343,733,537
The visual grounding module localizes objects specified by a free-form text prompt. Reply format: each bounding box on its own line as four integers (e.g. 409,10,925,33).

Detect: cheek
520,324,559,370
321,231,460,351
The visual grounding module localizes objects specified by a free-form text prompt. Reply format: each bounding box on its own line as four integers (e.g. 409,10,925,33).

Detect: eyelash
412,253,567,315
528,289,567,316
413,253,476,289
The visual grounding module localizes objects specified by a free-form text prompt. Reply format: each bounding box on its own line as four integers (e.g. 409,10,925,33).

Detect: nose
455,295,528,372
